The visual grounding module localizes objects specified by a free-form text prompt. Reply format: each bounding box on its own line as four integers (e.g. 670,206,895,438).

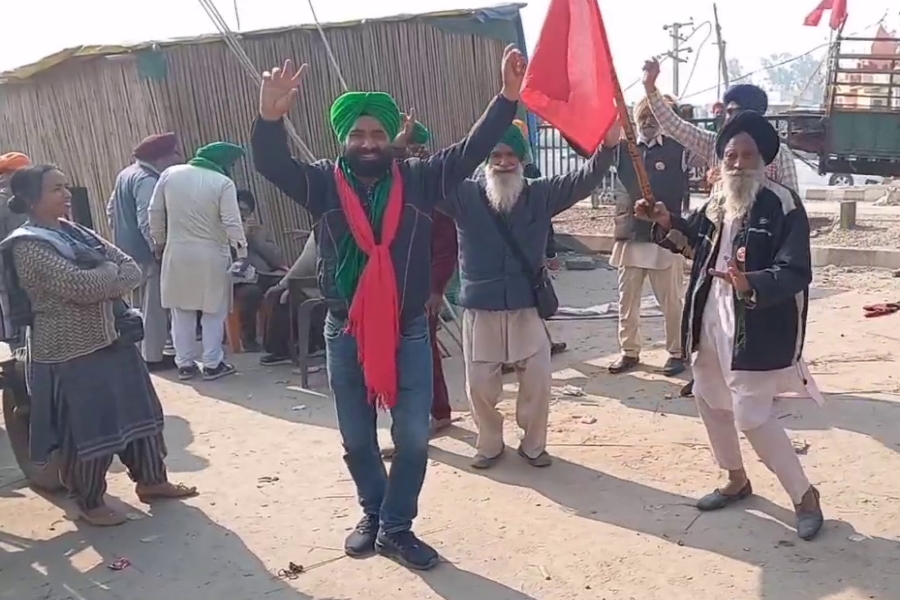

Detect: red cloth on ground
334,163,405,409
520,0,618,155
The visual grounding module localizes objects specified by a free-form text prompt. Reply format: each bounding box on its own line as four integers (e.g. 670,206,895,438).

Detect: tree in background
761,53,826,105
727,58,753,86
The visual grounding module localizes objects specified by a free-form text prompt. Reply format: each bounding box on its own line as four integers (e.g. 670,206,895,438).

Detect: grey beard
720,167,764,220
484,165,525,213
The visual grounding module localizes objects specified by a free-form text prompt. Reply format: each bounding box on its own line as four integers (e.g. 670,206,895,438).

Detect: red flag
803,0,848,30
520,0,618,155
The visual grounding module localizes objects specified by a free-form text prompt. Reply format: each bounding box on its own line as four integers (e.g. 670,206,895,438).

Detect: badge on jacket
655,161,666,171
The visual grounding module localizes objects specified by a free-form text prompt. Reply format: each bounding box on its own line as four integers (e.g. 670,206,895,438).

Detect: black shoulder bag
482,194,559,319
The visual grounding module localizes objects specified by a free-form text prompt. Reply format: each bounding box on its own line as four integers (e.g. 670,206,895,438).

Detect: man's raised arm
419,45,525,203
251,60,326,217
642,58,716,166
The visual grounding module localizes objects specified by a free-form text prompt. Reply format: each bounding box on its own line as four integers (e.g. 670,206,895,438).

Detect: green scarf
334,157,393,299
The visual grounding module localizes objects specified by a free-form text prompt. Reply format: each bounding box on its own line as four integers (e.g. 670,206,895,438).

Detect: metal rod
305,0,349,92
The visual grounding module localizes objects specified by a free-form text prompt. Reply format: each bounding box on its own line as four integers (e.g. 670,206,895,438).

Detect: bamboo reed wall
0,12,514,259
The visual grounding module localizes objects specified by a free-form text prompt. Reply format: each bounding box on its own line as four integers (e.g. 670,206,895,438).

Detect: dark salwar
28,342,168,509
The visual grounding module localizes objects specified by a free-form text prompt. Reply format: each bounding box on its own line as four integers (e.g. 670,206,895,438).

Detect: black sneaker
242,339,262,353
177,364,199,381
260,353,291,366
344,514,379,557
374,530,439,570
202,362,237,381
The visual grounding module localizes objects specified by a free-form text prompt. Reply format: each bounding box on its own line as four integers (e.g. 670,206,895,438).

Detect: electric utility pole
713,3,729,97
663,19,694,97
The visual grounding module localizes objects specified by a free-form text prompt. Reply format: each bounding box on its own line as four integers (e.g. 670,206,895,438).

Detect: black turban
715,110,780,166
723,84,768,113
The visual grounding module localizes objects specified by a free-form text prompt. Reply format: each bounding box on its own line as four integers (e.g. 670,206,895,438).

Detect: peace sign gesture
394,108,417,147
709,256,751,294
260,59,308,121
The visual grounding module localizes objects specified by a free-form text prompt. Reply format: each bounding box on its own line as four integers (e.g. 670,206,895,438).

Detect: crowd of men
0,41,825,571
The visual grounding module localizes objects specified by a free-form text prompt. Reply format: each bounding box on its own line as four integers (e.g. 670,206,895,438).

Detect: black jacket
251,95,517,323
652,182,811,371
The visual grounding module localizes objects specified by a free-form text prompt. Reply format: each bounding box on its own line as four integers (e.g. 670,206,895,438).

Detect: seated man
259,232,326,365
233,190,288,351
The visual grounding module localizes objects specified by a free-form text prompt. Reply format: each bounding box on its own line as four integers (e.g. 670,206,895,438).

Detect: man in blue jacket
636,110,824,541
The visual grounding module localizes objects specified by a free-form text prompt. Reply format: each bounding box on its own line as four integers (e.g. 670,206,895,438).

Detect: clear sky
0,0,896,103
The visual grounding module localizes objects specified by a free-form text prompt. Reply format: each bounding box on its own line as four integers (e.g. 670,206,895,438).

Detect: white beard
720,165,764,221
484,164,525,213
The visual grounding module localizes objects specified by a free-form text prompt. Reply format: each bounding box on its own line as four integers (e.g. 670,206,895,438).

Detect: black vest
615,138,687,242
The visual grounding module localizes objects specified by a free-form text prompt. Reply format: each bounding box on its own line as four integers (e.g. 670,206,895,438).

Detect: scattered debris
278,562,305,579
258,476,280,485
107,558,131,571
581,416,598,425
848,534,868,542
561,384,585,397
139,535,160,543
291,404,307,411
538,564,551,580
791,439,810,455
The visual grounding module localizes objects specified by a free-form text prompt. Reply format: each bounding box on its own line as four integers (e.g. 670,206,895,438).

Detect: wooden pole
605,50,656,204
713,3,729,91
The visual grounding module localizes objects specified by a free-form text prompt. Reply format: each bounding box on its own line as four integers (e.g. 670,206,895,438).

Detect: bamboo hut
0,4,527,258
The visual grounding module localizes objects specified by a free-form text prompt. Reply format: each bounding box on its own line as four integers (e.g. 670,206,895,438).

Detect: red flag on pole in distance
803,0,848,30
519,0,618,155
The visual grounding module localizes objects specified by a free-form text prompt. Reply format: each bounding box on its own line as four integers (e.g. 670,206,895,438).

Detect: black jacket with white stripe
652,182,811,371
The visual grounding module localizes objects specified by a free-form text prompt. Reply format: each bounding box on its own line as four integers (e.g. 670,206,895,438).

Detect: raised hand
260,59,307,121
709,256,751,294
642,58,661,92
500,44,527,101
634,199,671,228
394,108,417,146
603,118,624,147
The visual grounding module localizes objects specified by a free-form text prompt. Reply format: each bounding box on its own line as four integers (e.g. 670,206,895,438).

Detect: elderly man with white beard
438,120,622,469
635,110,824,541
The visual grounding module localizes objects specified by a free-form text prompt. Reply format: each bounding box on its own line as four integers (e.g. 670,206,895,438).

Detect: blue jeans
325,311,433,534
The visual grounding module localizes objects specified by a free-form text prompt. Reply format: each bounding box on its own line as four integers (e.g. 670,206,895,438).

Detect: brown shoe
471,447,505,469
608,356,639,374
80,505,128,527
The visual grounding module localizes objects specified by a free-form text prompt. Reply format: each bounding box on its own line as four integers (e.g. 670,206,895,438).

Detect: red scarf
334,162,404,409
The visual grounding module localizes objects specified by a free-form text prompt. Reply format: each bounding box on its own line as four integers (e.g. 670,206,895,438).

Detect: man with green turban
442,118,623,472
251,50,526,570
149,140,248,382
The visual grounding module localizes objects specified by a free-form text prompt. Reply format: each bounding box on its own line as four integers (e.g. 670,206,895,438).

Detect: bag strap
480,190,541,286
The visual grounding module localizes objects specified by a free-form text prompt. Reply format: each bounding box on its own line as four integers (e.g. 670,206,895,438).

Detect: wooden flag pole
605,50,657,205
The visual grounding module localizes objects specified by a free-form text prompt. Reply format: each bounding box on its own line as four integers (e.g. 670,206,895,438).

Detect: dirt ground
2,265,900,600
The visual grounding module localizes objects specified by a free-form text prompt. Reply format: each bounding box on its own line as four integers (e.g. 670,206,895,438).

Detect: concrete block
805,188,829,201
554,233,616,255
564,257,597,271
811,246,900,269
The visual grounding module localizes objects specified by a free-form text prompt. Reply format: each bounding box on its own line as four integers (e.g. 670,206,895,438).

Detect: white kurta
692,214,823,431
148,165,247,314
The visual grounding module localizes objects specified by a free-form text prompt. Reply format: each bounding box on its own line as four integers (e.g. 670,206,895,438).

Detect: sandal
136,482,198,503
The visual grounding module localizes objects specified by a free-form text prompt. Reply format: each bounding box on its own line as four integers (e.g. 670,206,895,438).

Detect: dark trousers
326,311,432,534
61,433,167,510
234,275,280,343
262,289,326,357
428,313,452,421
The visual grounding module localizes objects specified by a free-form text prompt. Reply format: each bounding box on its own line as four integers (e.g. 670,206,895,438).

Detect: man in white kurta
637,110,824,541
149,142,248,381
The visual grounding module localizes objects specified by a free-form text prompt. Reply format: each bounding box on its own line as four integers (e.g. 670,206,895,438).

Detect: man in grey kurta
438,121,622,469
107,133,182,368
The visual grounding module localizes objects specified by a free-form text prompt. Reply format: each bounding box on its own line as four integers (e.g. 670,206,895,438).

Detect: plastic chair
288,277,327,388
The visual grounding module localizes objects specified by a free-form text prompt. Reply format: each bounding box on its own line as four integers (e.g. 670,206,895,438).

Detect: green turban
189,142,245,176
329,92,402,142
411,121,430,145
496,125,528,160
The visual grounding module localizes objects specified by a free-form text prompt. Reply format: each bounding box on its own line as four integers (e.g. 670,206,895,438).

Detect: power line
681,21,713,96
679,11,891,102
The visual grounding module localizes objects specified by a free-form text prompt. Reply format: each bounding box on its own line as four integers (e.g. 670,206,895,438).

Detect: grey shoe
662,356,686,376
471,448,505,469
696,480,753,511
608,355,639,374
795,486,824,541
517,446,552,467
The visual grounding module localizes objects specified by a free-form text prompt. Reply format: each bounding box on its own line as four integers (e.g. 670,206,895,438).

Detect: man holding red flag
444,120,622,470
251,49,524,571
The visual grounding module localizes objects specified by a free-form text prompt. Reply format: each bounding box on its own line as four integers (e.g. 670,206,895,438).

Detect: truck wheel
828,173,854,186
2,383,64,492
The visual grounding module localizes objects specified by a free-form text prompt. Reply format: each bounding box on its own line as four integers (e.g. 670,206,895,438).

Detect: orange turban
0,152,30,175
